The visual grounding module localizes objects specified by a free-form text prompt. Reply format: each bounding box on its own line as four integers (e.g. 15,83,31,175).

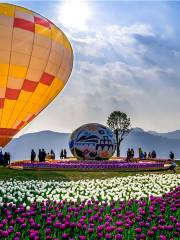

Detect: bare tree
107,111,131,157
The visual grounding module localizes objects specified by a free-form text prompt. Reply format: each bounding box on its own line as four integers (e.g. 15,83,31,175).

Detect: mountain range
4,128,180,160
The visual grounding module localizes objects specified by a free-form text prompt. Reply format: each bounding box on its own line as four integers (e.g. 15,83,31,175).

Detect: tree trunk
116,144,120,157
115,129,120,157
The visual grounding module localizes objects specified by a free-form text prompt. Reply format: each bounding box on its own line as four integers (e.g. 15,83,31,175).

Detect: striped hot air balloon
0,3,73,147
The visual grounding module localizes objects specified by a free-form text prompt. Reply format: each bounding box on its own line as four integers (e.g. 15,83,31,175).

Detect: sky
3,0,180,134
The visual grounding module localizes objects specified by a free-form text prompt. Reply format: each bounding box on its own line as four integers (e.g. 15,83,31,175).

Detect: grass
0,165,179,181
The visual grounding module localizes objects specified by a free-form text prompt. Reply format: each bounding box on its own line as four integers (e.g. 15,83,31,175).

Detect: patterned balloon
0,3,73,147
69,123,116,160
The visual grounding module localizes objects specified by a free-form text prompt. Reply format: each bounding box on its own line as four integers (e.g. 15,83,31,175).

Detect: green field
0,163,179,181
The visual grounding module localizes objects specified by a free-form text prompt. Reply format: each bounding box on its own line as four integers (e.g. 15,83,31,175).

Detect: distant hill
131,127,144,133
4,131,71,161
148,130,180,140
121,130,180,158
3,129,180,160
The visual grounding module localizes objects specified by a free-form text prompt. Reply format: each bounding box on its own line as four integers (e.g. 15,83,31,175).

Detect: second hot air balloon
0,3,73,147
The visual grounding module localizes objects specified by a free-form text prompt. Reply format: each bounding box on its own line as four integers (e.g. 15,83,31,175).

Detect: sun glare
58,0,92,31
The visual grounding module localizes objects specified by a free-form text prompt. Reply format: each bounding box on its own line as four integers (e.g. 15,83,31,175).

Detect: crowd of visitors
31,149,55,162
126,148,177,173
0,150,11,165
126,148,176,162
126,147,157,162
138,148,157,160
30,149,68,162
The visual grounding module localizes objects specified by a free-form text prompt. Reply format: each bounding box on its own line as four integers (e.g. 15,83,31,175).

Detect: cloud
70,23,155,63
69,20,180,76
23,57,179,134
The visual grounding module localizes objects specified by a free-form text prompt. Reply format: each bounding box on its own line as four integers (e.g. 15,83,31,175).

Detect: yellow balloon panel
0,3,73,147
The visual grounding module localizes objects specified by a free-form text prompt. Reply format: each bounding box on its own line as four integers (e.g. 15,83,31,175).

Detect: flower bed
10,160,166,171
0,174,179,239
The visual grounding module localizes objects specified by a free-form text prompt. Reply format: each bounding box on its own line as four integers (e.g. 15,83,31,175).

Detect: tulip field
0,173,179,239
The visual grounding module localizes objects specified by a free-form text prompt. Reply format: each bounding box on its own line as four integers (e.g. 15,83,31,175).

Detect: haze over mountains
4,128,180,160
147,130,180,140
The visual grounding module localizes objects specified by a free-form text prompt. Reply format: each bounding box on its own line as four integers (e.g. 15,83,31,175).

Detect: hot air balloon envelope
0,3,73,147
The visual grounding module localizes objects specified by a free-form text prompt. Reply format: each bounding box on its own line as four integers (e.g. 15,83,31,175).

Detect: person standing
138,147,144,160
50,150,55,159
0,149,3,165
151,150,156,158
3,152,8,165
38,149,42,162
169,151,174,160
31,149,36,163
41,149,46,162
130,148,134,161
60,149,64,159
144,152,147,160
63,149,67,159
126,148,131,162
